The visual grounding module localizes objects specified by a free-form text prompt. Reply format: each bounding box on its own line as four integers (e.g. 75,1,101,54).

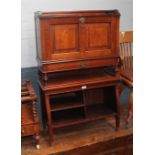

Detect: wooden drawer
85,58,117,69
41,57,118,72
43,60,82,72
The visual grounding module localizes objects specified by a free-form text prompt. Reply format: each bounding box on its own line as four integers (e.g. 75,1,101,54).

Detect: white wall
21,0,133,68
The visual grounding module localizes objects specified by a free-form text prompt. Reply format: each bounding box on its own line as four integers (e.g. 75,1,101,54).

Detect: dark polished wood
21,81,40,149
35,10,121,145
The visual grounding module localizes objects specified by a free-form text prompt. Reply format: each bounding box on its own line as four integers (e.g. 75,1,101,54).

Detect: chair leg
126,88,133,128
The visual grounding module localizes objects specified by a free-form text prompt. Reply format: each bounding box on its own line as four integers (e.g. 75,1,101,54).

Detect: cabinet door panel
42,16,119,61
54,24,78,52
82,16,118,58
87,23,111,50
44,18,81,61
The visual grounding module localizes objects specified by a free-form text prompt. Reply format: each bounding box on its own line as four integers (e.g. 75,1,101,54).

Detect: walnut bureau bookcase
35,10,121,145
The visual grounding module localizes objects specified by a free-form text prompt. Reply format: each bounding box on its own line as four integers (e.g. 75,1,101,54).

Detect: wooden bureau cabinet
35,10,120,73
35,10,121,146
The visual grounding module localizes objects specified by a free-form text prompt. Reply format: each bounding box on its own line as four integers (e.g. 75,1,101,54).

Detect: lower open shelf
86,104,117,120
52,108,85,128
52,104,117,128
49,86,118,129
50,92,84,112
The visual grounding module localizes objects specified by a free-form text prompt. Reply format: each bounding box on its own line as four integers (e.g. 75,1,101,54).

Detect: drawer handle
81,85,87,90
79,17,85,24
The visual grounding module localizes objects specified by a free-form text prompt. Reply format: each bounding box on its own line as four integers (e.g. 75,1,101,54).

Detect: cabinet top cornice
35,10,120,19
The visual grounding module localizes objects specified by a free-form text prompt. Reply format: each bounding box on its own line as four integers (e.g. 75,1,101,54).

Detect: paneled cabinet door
80,16,118,58
42,16,119,61
43,17,81,61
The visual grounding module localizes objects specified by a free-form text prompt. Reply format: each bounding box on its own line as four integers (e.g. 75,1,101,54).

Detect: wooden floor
21,105,132,155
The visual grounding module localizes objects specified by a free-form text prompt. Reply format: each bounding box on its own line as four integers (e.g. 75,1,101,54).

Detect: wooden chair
119,31,133,70
119,31,133,127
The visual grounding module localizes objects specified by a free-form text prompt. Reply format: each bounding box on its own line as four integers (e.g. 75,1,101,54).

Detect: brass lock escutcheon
79,17,85,24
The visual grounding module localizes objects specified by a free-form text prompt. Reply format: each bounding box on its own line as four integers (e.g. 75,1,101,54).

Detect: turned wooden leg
39,87,47,130
45,95,53,146
126,88,133,128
